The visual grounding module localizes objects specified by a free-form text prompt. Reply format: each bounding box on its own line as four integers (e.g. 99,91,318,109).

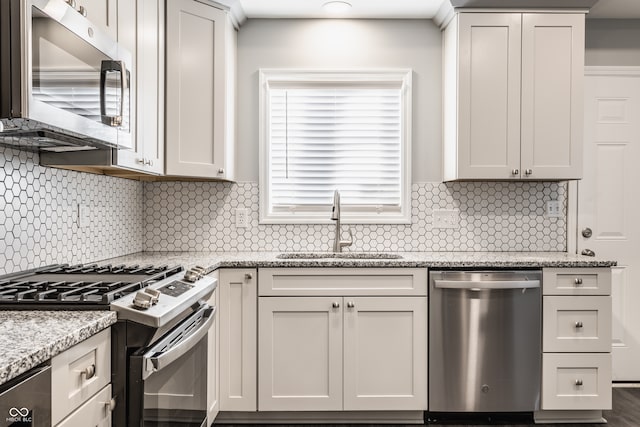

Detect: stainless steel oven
0,364,51,427
0,0,132,151
127,303,214,427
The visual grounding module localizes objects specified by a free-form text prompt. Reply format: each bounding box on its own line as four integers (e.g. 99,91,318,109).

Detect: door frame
567,66,640,254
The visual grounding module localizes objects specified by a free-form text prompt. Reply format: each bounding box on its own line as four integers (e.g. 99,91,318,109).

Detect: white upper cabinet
77,0,118,40
115,0,165,174
443,12,584,181
165,0,236,180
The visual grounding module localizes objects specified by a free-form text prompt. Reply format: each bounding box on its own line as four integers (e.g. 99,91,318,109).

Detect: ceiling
226,0,640,20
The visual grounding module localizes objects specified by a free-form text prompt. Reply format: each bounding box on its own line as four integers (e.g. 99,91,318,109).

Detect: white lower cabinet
258,291,428,411
56,384,112,427
51,328,113,426
207,279,220,424
538,267,612,422
219,269,257,411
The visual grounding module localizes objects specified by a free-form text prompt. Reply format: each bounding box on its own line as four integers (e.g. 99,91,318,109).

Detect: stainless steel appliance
429,270,541,413
0,263,217,427
0,364,51,427
0,0,132,152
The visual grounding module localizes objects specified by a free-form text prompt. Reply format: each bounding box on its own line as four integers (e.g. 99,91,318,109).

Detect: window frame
258,69,412,225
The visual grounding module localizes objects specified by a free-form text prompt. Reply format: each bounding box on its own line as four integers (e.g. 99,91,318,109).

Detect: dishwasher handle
434,279,540,290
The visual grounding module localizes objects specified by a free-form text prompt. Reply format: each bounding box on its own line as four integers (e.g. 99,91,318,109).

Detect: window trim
258,69,412,225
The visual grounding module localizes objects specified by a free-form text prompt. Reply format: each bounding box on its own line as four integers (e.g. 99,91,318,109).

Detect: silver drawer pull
332,302,340,309
80,364,96,380
575,379,583,386
574,278,583,286
575,321,584,329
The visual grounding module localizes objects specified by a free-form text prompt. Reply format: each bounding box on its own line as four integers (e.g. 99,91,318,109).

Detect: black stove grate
0,263,184,308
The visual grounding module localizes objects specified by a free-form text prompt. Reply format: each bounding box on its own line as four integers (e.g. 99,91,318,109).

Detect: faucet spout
330,190,353,252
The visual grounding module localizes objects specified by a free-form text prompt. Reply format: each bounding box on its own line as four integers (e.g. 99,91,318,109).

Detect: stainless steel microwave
0,0,132,152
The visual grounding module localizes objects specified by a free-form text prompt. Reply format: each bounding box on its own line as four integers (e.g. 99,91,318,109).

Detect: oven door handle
142,305,215,379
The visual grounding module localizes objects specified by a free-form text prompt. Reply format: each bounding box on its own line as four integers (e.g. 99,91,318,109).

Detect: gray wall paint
236,19,442,182
586,19,640,65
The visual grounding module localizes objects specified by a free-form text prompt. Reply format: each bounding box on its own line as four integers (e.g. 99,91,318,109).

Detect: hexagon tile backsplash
0,146,144,275
143,181,567,253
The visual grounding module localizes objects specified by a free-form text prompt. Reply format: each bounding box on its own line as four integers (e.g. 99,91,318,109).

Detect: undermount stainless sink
276,252,403,260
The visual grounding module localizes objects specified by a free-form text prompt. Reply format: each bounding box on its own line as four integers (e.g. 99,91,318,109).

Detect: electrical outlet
432,209,460,229
235,208,249,228
547,200,562,218
78,203,91,228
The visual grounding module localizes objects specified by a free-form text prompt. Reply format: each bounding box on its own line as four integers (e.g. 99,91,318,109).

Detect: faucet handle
340,227,354,249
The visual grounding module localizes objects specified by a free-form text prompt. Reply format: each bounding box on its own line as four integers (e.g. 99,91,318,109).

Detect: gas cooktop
0,263,183,309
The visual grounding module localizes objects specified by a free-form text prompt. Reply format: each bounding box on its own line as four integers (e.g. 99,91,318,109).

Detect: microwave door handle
99,60,126,127
434,280,541,290
142,306,215,380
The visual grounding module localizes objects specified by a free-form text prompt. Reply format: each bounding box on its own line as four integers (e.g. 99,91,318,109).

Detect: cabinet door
456,13,522,179
165,0,232,178
219,269,257,411
207,282,220,423
343,297,428,410
520,13,584,180
77,0,117,40
56,384,112,427
258,297,343,411
115,0,164,173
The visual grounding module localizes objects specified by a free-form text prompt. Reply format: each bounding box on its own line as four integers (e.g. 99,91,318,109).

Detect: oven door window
131,306,214,427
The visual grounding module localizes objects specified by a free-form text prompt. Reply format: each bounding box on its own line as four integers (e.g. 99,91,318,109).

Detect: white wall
585,19,640,65
236,19,442,182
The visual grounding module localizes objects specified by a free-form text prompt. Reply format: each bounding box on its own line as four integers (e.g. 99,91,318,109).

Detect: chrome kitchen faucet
331,190,353,252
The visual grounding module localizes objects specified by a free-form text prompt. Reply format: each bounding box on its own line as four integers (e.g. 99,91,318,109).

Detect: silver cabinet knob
81,364,96,380
144,159,153,166
582,227,593,238
103,398,116,412
347,301,355,308
524,168,533,176
244,273,253,280
78,5,87,16
511,168,519,176
332,302,340,308
218,168,225,174
575,321,584,329
574,277,583,286
582,249,596,257
66,0,77,8
575,379,583,386
136,158,145,164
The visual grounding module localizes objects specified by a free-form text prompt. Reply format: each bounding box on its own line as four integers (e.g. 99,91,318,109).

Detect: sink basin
276,252,403,260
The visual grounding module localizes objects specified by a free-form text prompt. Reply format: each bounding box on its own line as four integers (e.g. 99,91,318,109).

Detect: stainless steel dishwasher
429,270,541,413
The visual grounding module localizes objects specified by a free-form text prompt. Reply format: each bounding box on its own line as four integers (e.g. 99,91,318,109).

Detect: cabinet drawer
543,296,611,353
542,353,611,410
52,329,111,425
258,268,428,296
543,268,611,295
56,384,112,427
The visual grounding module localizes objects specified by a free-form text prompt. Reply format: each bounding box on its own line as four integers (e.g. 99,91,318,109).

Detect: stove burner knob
184,266,206,283
133,290,158,309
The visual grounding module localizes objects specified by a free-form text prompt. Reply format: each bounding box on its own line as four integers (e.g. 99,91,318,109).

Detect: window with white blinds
259,70,412,224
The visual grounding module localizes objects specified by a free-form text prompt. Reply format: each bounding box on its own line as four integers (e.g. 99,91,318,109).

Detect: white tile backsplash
0,147,568,275
143,181,567,252
0,147,144,275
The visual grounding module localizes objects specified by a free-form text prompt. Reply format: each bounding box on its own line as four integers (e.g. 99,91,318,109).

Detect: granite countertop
0,311,117,386
100,251,617,271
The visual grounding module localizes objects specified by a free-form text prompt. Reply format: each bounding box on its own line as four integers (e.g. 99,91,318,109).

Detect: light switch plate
546,200,562,218
432,209,460,229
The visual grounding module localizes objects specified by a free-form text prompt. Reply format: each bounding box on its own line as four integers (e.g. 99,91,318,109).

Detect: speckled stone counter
0,311,116,386
100,251,616,271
